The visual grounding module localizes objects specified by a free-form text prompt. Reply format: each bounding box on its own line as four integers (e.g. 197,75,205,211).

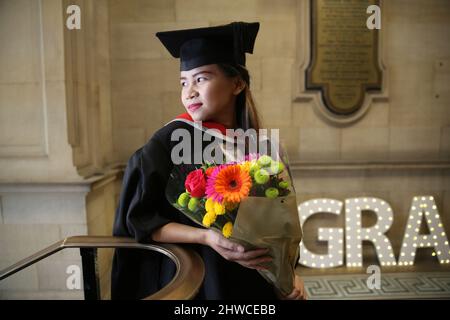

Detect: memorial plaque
306,0,382,115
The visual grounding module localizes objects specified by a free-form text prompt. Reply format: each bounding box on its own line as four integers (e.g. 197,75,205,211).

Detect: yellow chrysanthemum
222,221,233,238
205,197,215,212
239,161,252,173
202,211,217,227
214,201,226,215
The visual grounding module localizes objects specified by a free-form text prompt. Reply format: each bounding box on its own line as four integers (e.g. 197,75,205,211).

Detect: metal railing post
80,247,100,300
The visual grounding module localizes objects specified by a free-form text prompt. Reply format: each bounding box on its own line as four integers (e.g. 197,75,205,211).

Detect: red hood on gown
175,112,227,136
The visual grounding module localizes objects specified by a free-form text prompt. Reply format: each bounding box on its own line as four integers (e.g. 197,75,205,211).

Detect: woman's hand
203,229,272,270
277,275,307,300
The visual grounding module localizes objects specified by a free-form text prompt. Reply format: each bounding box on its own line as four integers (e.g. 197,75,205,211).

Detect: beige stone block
36,256,83,291
386,21,431,64
253,20,296,59
0,261,39,291
113,99,161,130
0,224,61,262
292,170,366,194
1,192,87,225
112,88,165,141
385,2,450,62
162,91,185,124
341,127,389,161
245,58,262,92
253,90,292,127
433,59,450,104
111,22,207,60
87,204,111,236
389,65,449,128
97,248,114,280
353,102,389,128
113,127,147,163
175,0,258,22
112,59,179,95
384,0,421,24
278,126,300,160
93,0,110,57
255,0,297,21
389,62,433,108
109,0,176,23
112,84,157,109
260,58,295,94
298,127,341,162
46,81,73,150
144,105,165,136
440,126,450,160
292,102,328,128
363,169,446,193
111,23,169,60
59,224,88,239
42,0,65,81
0,83,45,149
389,127,441,160
426,23,450,61
72,30,88,85
0,0,41,83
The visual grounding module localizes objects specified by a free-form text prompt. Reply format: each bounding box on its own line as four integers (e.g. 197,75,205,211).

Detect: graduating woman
111,22,306,300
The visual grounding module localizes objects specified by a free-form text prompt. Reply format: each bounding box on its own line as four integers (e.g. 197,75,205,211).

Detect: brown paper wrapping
230,194,302,296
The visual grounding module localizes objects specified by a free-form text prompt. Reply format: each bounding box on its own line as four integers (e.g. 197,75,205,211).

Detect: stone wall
0,0,117,299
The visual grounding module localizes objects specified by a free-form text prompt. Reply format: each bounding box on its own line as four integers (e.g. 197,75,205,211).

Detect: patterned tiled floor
302,272,450,299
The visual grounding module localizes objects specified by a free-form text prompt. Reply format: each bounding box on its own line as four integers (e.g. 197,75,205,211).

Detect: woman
112,22,306,300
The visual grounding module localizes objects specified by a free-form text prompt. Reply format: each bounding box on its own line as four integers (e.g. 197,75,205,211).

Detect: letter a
366,5,381,30
66,265,81,290
366,265,381,290
66,5,81,30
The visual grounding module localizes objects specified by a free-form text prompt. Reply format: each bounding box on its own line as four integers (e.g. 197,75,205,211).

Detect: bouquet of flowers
165,152,302,295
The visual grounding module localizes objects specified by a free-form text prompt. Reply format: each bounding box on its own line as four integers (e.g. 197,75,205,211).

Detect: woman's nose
186,85,199,100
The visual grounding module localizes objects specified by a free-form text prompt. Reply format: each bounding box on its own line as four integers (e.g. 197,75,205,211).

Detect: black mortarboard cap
156,22,260,71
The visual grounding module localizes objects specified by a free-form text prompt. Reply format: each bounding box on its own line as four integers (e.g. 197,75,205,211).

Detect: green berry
265,187,279,199
188,197,199,212
249,162,260,177
257,155,272,167
177,192,190,207
278,181,290,189
269,161,285,175
254,169,270,184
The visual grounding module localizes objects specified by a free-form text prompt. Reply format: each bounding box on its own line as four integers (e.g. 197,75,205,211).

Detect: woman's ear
233,78,245,96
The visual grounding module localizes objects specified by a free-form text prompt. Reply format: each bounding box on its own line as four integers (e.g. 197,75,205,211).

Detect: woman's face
180,64,242,126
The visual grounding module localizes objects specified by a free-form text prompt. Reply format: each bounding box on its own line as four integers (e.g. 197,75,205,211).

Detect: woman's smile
188,103,203,112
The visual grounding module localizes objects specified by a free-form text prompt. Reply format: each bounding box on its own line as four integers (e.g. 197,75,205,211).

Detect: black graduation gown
111,119,277,300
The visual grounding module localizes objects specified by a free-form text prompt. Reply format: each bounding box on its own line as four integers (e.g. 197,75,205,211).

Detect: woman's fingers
212,233,245,252
294,275,307,300
286,289,300,300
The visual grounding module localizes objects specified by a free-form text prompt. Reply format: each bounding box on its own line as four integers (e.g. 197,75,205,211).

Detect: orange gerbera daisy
213,164,251,203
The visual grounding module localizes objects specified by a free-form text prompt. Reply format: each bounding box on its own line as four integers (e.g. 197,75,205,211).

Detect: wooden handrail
0,236,205,300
